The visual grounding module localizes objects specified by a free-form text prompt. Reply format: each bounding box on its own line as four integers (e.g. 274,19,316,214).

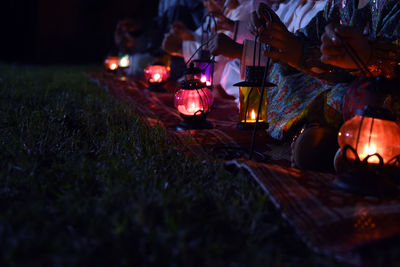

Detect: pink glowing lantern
174,64,213,129
104,56,119,71
144,64,170,92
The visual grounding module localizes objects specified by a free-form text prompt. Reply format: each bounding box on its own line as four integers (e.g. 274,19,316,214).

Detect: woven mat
89,72,400,265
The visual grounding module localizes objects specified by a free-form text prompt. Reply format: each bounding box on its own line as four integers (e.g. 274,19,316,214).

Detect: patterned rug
88,71,400,266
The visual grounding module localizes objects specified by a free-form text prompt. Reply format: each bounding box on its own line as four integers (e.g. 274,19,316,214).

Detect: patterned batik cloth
266,0,400,141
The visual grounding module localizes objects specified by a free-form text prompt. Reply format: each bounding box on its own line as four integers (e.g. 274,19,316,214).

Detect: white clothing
239,0,327,82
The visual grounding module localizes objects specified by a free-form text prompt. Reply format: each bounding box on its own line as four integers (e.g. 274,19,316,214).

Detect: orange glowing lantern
338,107,400,165
174,64,213,129
144,63,170,92
104,56,119,71
335,106,400,196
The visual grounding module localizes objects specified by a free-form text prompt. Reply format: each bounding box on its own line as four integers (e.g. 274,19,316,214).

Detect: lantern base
176,119,213,130
145,83,167,93
237,122,269,131
176,114,213,130
333,169,398,198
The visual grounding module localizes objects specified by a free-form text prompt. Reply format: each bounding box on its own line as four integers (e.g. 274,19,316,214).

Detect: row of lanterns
104,53,270,131
104,51,400,197
104,54,130,71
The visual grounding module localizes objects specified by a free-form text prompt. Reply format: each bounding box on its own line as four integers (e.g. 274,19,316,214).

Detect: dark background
0,0,159,64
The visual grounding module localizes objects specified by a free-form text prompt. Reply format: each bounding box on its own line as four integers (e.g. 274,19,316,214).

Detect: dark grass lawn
0,64,398,266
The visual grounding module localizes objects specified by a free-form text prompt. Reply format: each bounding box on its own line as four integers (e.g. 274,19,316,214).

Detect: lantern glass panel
144,65,169,83
174,87,213,116
194,61,214,87
338,114,400,163
238,86,268,123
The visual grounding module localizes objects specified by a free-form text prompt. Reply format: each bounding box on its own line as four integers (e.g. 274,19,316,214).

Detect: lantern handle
334,34,373,78
252,35,259,67
201,13,218,46
185,33,217,67
184,13,217,67
249,8,273,160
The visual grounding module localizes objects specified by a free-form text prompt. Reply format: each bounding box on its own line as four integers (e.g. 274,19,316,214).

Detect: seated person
162,0,259,92
209,0,327,100
251,0,400,170
113,0,204,77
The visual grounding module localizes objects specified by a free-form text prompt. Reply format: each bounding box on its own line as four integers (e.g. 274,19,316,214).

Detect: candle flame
152,73,161,82
359,143,379,164
251,110,256,120
364,144,376,155
110,63,118,70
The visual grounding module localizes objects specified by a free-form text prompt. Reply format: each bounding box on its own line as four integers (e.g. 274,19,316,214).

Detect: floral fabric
267,0,400,141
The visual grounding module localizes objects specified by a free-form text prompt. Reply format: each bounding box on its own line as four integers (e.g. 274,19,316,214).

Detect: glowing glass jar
174,65,213,129
334,106,400,196
233,66,274,130
144,63,170,92
338,106,400,165
104,56,119,71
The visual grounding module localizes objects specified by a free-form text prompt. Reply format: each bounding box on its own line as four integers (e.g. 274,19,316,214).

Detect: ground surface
0,65,397,266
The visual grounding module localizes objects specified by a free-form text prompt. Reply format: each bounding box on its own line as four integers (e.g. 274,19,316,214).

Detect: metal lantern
144,63,170,92
193,50,214,89
174,64,213,130
334,106,400,196
104,56,119,71
233,66,275,130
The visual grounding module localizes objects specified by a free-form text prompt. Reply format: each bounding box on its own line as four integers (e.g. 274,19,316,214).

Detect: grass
0,64,396,267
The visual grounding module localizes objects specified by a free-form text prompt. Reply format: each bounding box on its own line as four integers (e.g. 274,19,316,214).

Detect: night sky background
1,0,159,64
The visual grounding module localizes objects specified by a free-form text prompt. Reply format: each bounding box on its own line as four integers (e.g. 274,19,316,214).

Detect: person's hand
248,10,265,36
255,3,303,68
171,21,195,41
209,33,243,59
249,3,285,35
203,0,224,13
320,23,372,69
213,12,235,32
162,33,183,57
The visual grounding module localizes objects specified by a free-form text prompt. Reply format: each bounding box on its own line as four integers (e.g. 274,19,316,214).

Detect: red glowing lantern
104,56,119,71
174,64,213,130
334,106,400,196
144,63,170,92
